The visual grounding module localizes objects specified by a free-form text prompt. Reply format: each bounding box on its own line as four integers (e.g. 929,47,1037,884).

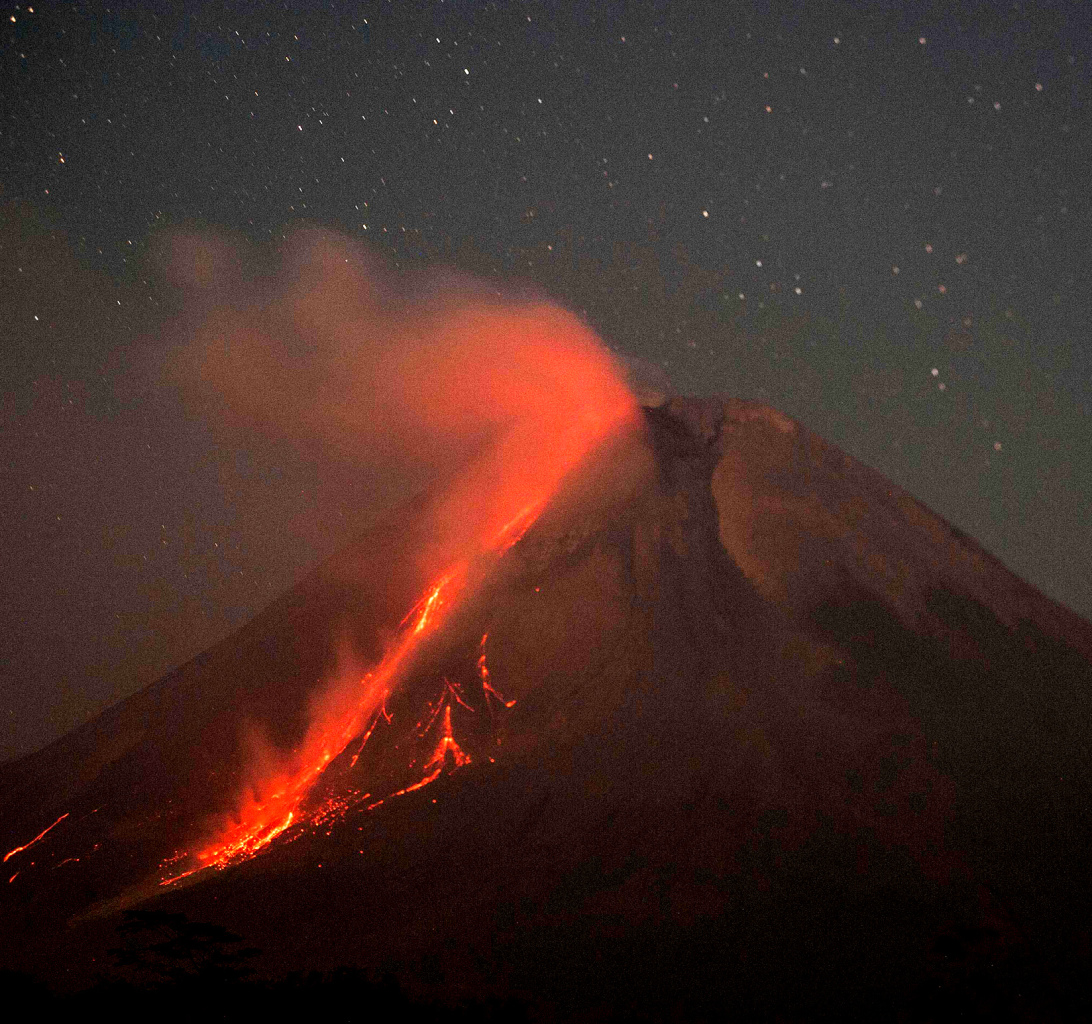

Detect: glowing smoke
153,225,639,875
159,226,637,566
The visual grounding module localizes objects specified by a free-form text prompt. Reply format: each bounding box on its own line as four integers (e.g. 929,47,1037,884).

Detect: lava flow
4,812,69,864
160,566,469,884
156,295,638,886
386,681,474,802
162,506,544,884
479,632,516,718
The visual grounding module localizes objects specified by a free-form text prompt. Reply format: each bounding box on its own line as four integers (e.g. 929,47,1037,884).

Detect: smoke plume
159,226,637,570
151,225,639,872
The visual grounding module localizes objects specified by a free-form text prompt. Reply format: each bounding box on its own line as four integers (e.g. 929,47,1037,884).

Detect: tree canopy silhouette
110,909,260,989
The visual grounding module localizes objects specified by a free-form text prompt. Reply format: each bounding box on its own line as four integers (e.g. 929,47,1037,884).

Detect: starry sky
2,0,1090,763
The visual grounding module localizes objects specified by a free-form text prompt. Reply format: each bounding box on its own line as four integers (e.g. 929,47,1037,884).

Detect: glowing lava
161,566,470,883
390,684,474,800
479,633,516,715
159,302,638,885
4,812,68,864
403,568,463,635
160,517,539,883
349,703,391,769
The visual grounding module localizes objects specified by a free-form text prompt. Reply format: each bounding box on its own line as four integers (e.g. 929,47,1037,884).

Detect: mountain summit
3,396,1090,1019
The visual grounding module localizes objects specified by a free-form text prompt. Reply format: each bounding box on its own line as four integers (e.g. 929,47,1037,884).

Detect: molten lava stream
3,812,69,864
162,368,638,885
163,499,551,883
162,565,470,883
165,513,536,882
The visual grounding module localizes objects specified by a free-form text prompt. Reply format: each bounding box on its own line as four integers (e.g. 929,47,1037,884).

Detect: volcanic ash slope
3,396,1091,1019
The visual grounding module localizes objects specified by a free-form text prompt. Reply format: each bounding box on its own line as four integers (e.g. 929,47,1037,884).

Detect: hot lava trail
159,394,637,885
159,564,471,884
4,812,69,864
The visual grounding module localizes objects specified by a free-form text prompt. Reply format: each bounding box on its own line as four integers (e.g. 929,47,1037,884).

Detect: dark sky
2,0,1090,763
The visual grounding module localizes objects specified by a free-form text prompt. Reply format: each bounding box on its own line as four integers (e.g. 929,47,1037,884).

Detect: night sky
2,0,1090,763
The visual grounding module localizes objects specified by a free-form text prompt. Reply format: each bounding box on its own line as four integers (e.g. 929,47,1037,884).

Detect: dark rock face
2,397,1090,1019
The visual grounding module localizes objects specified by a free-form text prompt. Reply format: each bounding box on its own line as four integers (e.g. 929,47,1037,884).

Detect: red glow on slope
4,812,68,864
349,703,391,769
158,297,637,885
165,566,470,880
402,569,462,635
479,633,515,712
391,684,473,799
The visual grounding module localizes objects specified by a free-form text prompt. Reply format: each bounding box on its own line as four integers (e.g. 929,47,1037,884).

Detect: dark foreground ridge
2,397,1091,1021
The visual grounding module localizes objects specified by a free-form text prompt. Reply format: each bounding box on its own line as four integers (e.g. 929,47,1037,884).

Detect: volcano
3,395,1091,1020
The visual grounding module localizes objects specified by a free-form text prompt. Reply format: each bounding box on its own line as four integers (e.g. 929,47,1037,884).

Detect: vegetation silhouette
109,909,260,989
0,911,528,1022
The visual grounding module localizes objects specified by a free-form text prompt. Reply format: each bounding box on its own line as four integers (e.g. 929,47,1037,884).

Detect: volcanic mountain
3,395,1091,1020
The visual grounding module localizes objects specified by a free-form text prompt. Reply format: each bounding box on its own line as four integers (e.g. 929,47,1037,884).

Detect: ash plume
156,226,637,568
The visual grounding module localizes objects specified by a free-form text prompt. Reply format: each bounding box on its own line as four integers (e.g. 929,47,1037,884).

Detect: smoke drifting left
156,226,637,570
0,210,636,766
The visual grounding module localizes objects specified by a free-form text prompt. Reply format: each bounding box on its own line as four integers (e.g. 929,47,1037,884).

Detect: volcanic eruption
127,229,641,889
2,236,1091,1019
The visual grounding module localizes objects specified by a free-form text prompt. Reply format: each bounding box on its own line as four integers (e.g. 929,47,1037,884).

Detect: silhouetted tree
109,909,259,990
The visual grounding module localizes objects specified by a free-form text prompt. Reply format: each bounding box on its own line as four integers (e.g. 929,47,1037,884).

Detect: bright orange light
479,633,515,711
390,692,471,799
4,812,68,864
400,567,465,635
158,294,638,885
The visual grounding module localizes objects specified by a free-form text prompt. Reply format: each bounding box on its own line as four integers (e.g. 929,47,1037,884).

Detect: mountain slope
3,396,1090,1019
